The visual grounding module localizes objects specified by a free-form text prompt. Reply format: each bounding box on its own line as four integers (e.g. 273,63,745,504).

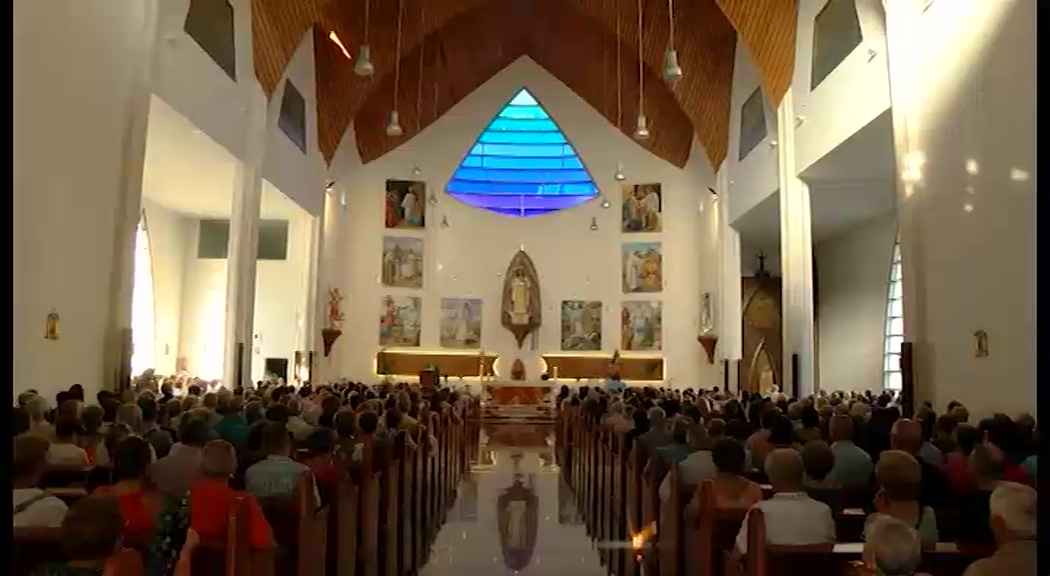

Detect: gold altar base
482,381,555,422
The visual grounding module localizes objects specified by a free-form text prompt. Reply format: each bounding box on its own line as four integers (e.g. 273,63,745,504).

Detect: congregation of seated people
12,377,470,576
557,384,1039,576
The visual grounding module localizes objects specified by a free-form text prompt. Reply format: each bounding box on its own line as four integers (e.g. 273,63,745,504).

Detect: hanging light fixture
634,0,649,141
385,0,405,137
354,0,374,76
590,216,600,231
614,0,628,179
411,1,427,178
600,197,612,209
663,0,683,85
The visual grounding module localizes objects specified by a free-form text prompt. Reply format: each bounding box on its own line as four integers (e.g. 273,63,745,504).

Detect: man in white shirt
734,448,836,554
14,435,69,527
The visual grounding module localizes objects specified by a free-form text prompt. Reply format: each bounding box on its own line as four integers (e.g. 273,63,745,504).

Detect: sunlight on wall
131,218,156,377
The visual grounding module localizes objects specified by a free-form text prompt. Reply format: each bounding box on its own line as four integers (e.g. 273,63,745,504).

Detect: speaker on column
234,343,245,393
900,342,914,418
790,353,800,399
723,359,730,393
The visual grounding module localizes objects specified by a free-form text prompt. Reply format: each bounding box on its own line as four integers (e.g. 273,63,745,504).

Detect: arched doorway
131,214,156,377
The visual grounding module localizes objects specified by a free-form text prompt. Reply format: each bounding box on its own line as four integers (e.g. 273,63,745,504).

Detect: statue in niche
501,250,541,348
510,268,531,326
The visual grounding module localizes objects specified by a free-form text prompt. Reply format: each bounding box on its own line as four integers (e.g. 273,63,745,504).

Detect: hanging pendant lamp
354,0,375,76
663,0,683,85
590,216,600,231
614,0,628,178
412,1,427,175
386,111,403,136
386,0,405,137
634,0,649,141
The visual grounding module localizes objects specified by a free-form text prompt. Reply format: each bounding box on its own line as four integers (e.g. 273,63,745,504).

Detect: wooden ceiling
252,0,799,171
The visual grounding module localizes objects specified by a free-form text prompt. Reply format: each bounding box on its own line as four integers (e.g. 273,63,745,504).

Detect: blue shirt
827,440,874,485
604,378,626,393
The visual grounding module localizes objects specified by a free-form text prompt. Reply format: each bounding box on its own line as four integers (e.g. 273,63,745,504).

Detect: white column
103,0,160,392
222,87,267,389
716,166,743,392
883,0,1035,414
776,89,816,398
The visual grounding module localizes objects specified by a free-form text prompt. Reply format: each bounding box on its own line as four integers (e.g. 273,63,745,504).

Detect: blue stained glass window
447,89,599,217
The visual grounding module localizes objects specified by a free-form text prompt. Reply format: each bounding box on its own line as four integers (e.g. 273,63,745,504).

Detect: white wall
815,212,896,393
793,0,891,174
329,57,719,389
726,42,781,224
886,0,1035,416
262,30,327,217
179,222,229,380
152,0,251,161
14,0,157,402
251,207,315,381
142,199,194,375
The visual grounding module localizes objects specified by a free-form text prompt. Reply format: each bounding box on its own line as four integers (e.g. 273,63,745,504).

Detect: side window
883,236,904,390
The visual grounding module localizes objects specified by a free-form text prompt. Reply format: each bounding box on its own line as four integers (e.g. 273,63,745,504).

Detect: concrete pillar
716,166,743,392
223,88,267,389
883,0,1034,414
776,89,816,398
14,0,159,401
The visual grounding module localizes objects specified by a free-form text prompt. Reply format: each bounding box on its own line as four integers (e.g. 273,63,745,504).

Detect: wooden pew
39,464,92,488
45,486,89,505
687,481,749,576
378,433,405,576
622,441,643,576
256,470,328,576
658,458,682,576
357,437,381,576
328,458,360,576
742,508,993,576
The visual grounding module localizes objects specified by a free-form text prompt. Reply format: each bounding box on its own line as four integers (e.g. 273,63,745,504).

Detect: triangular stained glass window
446,89,599,217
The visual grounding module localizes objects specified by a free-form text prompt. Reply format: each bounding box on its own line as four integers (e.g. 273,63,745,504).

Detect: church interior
12,1,1037,575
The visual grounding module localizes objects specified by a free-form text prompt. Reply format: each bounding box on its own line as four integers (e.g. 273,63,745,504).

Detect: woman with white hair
863,516,923,576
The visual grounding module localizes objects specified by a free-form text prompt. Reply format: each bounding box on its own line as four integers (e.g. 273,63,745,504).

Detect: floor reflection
421,423,606,576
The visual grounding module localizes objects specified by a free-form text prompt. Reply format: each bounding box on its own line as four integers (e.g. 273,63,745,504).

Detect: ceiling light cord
416,1,426,133
616,0,622,130
667,0,675,51
364,0,371,44
637,0,644,119
393,0,404,111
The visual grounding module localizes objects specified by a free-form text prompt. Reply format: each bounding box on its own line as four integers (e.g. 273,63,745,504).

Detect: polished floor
420,423,607,575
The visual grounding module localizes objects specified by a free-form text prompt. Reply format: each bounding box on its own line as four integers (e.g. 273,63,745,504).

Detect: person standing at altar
604,372,625,394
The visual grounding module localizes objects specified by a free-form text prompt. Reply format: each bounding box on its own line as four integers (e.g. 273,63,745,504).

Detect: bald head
764,448,804,490
890,419,923,454
14,435,51,480
200,440,237,479
829,414,855,443
876,450,921,501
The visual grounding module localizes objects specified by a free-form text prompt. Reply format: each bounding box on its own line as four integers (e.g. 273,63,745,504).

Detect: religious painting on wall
381,236,424,288
621,301,662,351
560,300,602,351
440,298,482,349
385,179,426,228
621,183,662,232
622,242,663,293
379,295,422,347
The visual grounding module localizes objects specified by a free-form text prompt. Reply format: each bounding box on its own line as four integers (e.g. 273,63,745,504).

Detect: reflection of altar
482,380,555,421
